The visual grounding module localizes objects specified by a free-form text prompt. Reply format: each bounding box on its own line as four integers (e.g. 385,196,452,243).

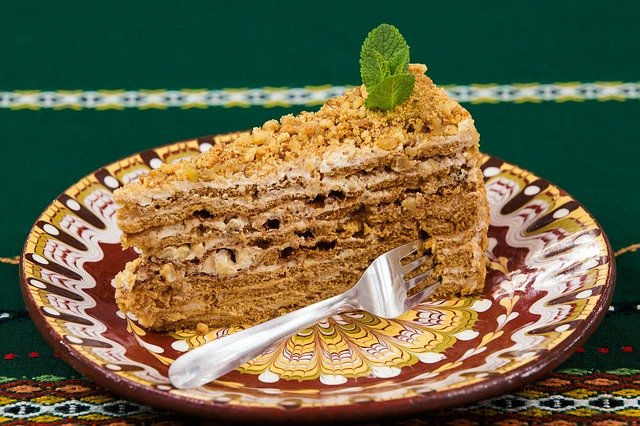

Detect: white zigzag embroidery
1,82,638,110
0,392,638,420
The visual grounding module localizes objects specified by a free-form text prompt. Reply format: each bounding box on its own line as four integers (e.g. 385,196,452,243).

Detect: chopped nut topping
158,246,176,259
136,64,471,188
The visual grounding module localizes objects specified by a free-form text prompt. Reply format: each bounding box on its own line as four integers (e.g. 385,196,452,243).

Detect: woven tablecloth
1,1,639,424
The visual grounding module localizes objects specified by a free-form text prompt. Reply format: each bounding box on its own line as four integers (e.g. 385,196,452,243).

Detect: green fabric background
1,0,639,421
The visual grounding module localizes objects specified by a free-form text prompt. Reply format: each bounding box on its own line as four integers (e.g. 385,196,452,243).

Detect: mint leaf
388,46,410,75
365,74,415,111
360,24,410,77
360,48,391,88
359,24,415,111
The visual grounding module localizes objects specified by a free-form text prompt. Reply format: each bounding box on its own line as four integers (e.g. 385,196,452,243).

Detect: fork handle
168,291,357,389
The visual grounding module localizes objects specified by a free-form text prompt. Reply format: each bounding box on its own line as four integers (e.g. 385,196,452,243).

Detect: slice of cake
114,26,489,331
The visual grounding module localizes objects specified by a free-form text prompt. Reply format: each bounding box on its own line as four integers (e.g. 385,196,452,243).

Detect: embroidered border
1,371,640,423
615,243,640,257
1,81,638,110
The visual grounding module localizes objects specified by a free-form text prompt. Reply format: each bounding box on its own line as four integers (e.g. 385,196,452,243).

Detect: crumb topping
141,64,470,187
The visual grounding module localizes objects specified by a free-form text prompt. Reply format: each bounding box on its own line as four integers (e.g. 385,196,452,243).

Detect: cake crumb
196,322,209,334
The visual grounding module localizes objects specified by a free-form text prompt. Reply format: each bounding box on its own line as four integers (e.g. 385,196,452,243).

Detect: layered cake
113,63,490,330
114,24,489,330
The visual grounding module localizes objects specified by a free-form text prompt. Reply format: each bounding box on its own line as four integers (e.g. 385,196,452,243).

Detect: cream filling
146,222,485,280
134,190,486,264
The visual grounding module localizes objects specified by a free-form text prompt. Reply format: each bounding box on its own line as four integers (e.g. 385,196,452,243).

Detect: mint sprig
364,74,415,111
360,24,415,111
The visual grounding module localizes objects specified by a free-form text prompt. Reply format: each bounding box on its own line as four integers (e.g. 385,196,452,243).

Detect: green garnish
360,24,415,111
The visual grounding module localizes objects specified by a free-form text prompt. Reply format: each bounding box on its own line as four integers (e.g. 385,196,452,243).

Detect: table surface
1,1,639,424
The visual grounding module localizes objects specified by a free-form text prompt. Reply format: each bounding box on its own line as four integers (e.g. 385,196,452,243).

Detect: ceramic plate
20,133,615,423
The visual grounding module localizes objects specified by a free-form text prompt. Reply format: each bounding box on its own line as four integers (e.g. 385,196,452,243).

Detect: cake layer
115,112,478,220
116,228,481,329
131,216,485,282
123,188,487,275
116,139,480,235
115,178,488,329
124,172,485,254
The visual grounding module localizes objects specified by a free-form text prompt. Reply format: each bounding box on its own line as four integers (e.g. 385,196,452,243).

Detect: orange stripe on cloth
0,256,19,265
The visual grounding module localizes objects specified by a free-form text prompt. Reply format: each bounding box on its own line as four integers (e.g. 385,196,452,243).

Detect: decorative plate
20,133,615,424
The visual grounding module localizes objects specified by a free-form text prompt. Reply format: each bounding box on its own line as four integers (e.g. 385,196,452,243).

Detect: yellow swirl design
169,299,482,382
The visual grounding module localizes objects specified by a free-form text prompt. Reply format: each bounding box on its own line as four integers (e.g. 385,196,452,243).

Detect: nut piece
196,323,210,334
276,132,291,143
199,169,217,181
375,136,399,151
405,146,418,157
175,244,190,260
213,249,238,276
244,147,257,162
430,116,443,135
235,134,252,145
320,118,333,129
158,245,176,259
252,129,269,145
393,155,412,171
182,166,199,183
288,138,301,152
262,119,280,132
160,263,177,282
402,197,418,212
191,242,206,258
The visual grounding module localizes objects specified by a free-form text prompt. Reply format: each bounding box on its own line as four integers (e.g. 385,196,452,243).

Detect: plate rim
19,141,616,424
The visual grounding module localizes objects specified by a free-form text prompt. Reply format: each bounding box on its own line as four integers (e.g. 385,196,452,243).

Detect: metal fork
168,239,440,389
